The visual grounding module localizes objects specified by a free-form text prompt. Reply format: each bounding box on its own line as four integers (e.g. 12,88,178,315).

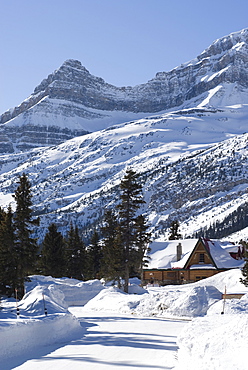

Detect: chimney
177,243,182,261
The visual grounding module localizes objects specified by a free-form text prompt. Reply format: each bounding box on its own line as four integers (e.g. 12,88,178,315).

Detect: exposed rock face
1,125,88,152
1,28,248,152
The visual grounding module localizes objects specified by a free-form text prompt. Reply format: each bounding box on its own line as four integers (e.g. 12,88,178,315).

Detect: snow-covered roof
203,239,244,269
146,239,198,269
146,238,245,270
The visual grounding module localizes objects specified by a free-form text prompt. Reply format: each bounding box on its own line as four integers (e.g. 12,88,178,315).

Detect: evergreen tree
131,214,151,277
87,231,102,279
66,223,87,280
168,220,182,240
240,241,248,286
12,173,39,296
101,210,123,286
0,206,17,296
40,223,66,277
117,169,145,293
0,207,6,224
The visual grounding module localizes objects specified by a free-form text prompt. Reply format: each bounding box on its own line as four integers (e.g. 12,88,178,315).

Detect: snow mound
83,284,222,317
26,275,105,306
0,276,105,363
168,285,222,317
128,283,148,294
83,287,145,313
176,315,248,370
193,268,247,293
174,271,248,370
0,281,84,362
18,285,67,316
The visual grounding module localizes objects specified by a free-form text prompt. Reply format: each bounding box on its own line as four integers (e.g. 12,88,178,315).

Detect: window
199,253,205,263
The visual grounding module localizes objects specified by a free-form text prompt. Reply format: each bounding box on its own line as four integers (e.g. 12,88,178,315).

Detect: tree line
0,169,151,298
193,202,248,240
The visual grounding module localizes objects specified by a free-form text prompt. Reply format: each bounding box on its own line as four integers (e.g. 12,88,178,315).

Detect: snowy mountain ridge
0,28,248,152
0,103,247,241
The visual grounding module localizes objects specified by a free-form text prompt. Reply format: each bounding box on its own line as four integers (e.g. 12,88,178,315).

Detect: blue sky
1,0,248,114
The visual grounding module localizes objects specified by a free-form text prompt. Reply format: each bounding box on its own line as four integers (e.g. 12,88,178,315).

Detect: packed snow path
10,309,187,370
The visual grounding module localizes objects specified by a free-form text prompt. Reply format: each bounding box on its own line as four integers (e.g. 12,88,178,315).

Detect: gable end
184,238,217,269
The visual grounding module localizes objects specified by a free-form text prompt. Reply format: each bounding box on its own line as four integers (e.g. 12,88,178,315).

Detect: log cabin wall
143,268,224,285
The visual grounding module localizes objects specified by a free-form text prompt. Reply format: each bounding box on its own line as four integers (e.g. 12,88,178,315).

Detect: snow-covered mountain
0,104,247,241
1,28,248,152
0,28,247,240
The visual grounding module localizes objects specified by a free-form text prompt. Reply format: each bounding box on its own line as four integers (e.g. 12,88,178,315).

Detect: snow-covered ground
1,270,248,369
8,310,185,370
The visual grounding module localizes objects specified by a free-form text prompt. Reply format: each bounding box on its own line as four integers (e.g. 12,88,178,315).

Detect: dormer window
199,253,205,264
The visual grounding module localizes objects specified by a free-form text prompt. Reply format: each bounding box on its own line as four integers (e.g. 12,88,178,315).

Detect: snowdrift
26,275,105,306
0,276,104,362
175,273,248,370
84,284,222,317
176,310,248,370
0,313,82,362
84,270,245,318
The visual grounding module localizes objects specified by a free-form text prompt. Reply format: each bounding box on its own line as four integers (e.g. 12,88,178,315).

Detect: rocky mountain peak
199,28,248,60
33,59,91,95
62,59,85,69
0,28,248,153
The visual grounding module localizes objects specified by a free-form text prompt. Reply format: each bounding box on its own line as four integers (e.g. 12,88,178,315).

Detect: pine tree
101,209,123,286
40,223,66,277
168,220,182,240
66,223,87,280
12,173,39,297
0,208,7,294
240,241,248,286
117,169,145,293
131,214,151,277
87,231,102,279
0,206,17,296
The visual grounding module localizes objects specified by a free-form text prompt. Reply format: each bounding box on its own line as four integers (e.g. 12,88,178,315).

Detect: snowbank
174,272,248,370
83,286,146,313
84,283,222,318
26,275,105,306
0,276,104,362
0,313,82,361
0,284,83,362
176,314,248,370
194,268,248,293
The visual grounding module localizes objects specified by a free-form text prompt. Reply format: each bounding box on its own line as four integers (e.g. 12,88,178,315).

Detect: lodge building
143,238,245,285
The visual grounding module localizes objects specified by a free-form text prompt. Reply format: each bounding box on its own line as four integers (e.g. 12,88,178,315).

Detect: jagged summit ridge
0,28,248,153
199,28,248,60
33,59,98,95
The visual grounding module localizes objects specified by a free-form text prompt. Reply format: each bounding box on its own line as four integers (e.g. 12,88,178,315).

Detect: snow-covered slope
1,28,248,151
0,28,247,239
0,103,247,240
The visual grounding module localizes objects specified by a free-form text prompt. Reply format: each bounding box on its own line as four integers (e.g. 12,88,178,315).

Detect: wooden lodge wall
143,268,223,285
